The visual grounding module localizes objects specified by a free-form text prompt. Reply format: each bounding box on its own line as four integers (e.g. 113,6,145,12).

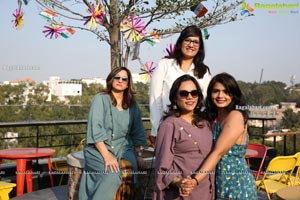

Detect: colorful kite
204,28,210,40
13,8,24,30
190,3,208,18
164,43,175,57
40,10,57,21
139,61,156,83
144,31,161,46
83,2,105,30
22,0,29,5
60,28,76,38
121,16,146,42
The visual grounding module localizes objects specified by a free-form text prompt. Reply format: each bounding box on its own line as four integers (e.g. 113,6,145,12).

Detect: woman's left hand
179,176,197,197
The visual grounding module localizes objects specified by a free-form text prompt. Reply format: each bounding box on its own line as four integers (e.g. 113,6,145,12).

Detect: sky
0,0,299,86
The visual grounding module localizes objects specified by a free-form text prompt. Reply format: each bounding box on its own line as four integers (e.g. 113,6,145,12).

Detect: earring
173,104,177,110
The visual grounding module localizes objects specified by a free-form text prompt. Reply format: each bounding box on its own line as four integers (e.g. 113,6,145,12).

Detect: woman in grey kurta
79,67,147,200
153,75,214,200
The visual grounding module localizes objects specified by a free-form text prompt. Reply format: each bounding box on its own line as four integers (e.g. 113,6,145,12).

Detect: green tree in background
238,81,289,106
281,109,300,130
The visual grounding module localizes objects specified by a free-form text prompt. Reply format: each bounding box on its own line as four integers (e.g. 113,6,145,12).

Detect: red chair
247,143,268,180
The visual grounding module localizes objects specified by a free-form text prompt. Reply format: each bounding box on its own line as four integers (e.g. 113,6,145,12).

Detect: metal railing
0,119,151,154
0,119,298,157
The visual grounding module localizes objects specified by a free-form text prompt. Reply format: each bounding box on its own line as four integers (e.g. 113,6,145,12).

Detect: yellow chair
266,152,300,186
51,137,86,186
256,154,297,200
74,138,86,151
0,182,16,200
285,152,300,186
52,159,69,186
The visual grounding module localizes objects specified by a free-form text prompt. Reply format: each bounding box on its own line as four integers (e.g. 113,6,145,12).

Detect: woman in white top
150,25,212,143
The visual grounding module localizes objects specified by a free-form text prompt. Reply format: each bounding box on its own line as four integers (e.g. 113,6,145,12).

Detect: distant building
248,102,300,131
9,77,35,86
81,77,106,86
4,77,35,105
46,76,82,101
4,132,18,148
81,73,147,87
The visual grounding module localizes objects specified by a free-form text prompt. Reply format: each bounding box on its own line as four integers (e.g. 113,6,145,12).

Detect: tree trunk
110,25,121,70
109,0,121,70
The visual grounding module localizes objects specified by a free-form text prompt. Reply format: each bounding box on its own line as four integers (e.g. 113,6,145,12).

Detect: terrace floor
10,184,271,200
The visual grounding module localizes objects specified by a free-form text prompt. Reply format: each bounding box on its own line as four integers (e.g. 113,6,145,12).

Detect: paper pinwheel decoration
144,31,161,46
83,2,105,30
43,23,64,39
43,23,75,39
164,43,175,57
13,8,24,30
139,61,156,83
121,16,146,42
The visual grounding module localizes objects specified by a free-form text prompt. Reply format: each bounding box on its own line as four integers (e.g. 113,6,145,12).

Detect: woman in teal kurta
78,67,147,200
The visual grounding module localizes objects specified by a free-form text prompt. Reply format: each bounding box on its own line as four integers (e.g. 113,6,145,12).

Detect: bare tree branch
30,0,249,69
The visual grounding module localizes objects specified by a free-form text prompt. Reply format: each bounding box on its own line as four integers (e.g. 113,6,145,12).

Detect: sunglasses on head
113,75,128,82
178,90,199,98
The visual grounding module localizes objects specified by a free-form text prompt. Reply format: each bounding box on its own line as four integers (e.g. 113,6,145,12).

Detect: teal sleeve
129,103,147,147
86,94,109,144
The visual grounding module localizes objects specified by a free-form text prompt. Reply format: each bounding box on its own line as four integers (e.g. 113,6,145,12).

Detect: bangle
192,177,199,185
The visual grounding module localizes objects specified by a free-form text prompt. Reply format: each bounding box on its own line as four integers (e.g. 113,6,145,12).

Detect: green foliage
134,82,150,117
281,109,300,129
237,80,289,105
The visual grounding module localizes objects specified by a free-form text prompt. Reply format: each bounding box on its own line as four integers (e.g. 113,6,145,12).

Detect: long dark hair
164,75,207,127
104,67,135,109
205,72,248,124
169,25,210,79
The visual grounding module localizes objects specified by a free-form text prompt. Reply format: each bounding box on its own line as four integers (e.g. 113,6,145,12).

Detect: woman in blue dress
181,72,257,199
78,67,147,200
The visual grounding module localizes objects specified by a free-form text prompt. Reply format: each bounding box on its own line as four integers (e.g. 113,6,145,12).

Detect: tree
281,109,300,130
30,0,246,70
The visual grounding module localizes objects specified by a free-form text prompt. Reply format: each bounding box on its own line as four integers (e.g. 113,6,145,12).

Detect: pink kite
121,16,145,42
83,2,105,30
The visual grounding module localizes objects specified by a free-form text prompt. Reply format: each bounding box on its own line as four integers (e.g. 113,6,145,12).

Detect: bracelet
135,147,144,157
136,151,142,157
192,177,199,185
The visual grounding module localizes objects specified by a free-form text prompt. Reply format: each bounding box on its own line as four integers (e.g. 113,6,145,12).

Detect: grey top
154,116,214,200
